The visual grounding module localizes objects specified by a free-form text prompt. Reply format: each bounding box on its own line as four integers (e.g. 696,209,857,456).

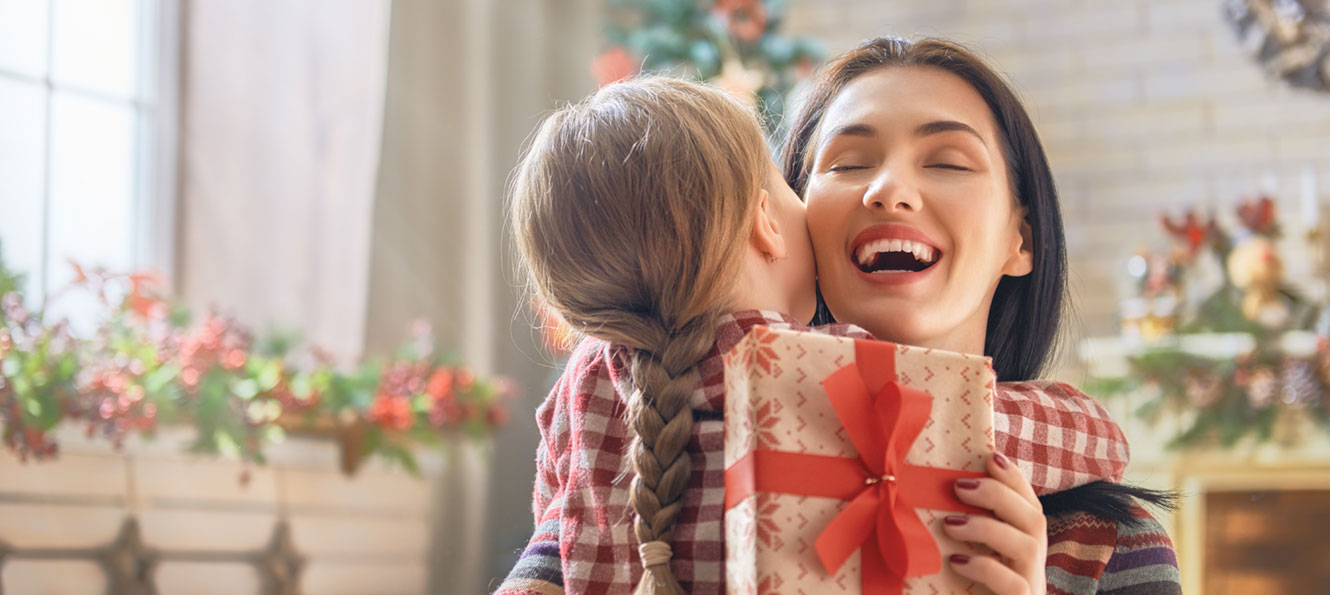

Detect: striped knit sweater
496,503,1180,594
1046,505,1181,594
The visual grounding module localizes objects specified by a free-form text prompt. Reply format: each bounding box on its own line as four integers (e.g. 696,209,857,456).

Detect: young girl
499,77,1134,594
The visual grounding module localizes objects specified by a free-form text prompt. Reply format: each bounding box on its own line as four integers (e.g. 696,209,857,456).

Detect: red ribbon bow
724,339,985,592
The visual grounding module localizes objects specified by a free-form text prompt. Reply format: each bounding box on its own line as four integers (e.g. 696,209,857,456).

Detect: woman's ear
1002,207,1034,277
751,188,788,261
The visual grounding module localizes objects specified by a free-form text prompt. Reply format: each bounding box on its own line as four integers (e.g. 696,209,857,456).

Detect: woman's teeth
855,238,938,268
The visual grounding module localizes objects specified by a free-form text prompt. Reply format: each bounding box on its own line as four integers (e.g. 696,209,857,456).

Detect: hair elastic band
638,540,673,568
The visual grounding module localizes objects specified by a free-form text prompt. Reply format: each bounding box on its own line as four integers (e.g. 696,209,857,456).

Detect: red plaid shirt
517,310,1128,594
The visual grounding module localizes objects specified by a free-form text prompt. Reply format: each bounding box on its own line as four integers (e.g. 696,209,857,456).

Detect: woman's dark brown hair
780,36,1175,521
781,36,1064,383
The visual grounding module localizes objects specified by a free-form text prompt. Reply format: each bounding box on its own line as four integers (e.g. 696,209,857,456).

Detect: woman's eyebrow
818,122,876,151
915,120,986,145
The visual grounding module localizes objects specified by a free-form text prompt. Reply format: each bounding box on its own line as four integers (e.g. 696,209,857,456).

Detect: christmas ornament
1247,366,1279,408
711,0,767,44
1185,369,1224,407
1227,235,1291,328
714,57,766,108
1237,195,1279,235
1160,210,1215,262
1316,335,1330,383
593,46,638,87
1281,357,1322,407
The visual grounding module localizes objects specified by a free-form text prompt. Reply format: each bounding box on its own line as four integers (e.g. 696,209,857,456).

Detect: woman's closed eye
925,163,972,171
828,164,868,173
923,145,983,173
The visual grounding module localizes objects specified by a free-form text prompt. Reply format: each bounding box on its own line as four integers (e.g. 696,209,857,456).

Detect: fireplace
1174,453,1330,594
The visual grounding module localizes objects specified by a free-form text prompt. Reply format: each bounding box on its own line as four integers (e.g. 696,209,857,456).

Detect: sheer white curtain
179,0,390,363
180,0,600,589
367,0,600,590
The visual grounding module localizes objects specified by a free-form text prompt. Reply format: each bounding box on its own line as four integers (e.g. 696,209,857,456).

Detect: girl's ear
1003,207,1034,277
751,188,788,260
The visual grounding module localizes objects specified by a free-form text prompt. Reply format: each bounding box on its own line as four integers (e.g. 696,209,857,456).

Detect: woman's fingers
947,453,1049,594
941,514,1041,569
988,452,1040,507
952,470,1046,538
948,552,1031,595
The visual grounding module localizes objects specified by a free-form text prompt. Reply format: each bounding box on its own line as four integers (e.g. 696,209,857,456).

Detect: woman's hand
942,452,1048,595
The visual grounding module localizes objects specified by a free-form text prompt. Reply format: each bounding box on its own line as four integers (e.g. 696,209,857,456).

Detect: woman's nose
862,170,922,212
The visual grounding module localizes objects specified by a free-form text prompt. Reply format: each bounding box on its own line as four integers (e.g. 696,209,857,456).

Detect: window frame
146,0,181,291
0,0,180,303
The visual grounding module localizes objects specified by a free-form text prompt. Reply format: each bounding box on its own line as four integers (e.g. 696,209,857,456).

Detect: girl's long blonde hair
510,77,769,594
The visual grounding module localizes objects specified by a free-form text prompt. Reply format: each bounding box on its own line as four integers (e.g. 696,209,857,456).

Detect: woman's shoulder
1045,504,1180,594
1099,506,1181,593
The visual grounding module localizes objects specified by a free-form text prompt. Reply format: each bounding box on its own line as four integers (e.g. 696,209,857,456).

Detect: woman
781,36,1181,594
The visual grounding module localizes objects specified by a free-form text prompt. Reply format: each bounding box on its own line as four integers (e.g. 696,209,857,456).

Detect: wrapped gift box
723,326,996,594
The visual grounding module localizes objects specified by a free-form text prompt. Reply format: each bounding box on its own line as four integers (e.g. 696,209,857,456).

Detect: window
0,0,176,331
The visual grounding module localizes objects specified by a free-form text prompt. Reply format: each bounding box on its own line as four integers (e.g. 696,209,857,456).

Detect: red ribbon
724,339,985,592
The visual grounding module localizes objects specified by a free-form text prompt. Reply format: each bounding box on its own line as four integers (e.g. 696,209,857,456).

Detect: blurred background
2,0,1330,593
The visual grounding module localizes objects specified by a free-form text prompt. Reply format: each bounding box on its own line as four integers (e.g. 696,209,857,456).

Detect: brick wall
784,0,1330,368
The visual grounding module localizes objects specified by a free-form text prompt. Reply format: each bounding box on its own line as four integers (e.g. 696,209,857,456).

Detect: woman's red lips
850,224,942,256
850,224,942,273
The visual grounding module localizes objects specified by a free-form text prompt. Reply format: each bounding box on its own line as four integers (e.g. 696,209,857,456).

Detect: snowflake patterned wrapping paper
723,326,997,594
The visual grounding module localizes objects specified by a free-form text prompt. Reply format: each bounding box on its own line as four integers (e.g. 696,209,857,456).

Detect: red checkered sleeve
531,350,577,524
995,380,1130,495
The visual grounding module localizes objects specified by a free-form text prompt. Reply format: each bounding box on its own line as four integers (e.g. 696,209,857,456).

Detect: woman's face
804,66,1033,353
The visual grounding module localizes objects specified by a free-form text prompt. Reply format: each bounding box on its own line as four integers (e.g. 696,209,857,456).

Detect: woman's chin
829,300,933,344
832,275,933,313
868,323,934,348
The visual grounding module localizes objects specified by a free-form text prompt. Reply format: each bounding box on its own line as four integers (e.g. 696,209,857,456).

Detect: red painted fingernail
993,452,1011,470
956,478,981,490
950,554,971,565
944,515,968,526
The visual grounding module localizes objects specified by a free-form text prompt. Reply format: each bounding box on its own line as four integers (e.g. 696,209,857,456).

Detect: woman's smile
849,223,943,285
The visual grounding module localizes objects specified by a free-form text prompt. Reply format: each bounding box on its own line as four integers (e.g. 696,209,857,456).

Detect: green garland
0,244,512,475
1086,332,1330,449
